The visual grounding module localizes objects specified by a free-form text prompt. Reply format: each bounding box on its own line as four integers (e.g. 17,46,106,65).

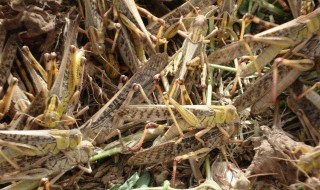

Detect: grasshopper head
297,153,312,174
224,105,240,124
69,129,83,148
42,95,63,128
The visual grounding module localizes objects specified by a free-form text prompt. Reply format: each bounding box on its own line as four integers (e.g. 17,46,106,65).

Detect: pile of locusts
0,0,319,189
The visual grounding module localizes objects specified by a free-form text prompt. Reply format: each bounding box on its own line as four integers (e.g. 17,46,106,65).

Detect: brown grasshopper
287,81,320,144
0,78,18,120
114,73,238,149
112,0,165,56
206,7,320,77
147,0,217,39
234,31,320,114
115,103,239,151
287,0,316,18
5,74,30,117
15,48,48,95
80,53,168,144
128,123,237,187
78,0,121,79
162,7,219,105
0,30,18,119
9,89,47,130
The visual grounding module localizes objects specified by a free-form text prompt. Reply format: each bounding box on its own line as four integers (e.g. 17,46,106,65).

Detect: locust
286,0,315,18
15,47,48,95
0,129,82,169
9,89,47,130
0,140,93,185
234,30,320,114
80,53,168,144
128,123,237,187
0,31,18,119
112,0,165,56
295,144,320,175
162,7,218,104
78,0,121,79
115,19,144,73
20,46,48,85
147,0,217,39
0,33,17,86
115,103,239,150
34,17,86,128
206,7,320,77
287,81,320,145
0,77,19,120
5,75,30,116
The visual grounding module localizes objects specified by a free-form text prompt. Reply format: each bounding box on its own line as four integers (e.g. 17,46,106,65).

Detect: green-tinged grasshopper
128,124,237,187
0,140,93,184
81,53,168,144
206,7,320,77
296,144,320,175
0,129,82,169
115,104,239,149
34,17,86,128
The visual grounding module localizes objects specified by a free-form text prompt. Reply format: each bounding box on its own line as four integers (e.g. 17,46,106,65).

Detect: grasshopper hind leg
0,77,18,120
171,148,211,187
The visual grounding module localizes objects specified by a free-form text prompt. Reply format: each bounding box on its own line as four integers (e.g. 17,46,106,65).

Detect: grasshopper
287,0,315,18
234,31,320,114
287,81,320,144
0,129,82,169
6,75,30,116
116,20,144,73
128,124,237,186
0,34,17,88
295,144,320,175
147,0,217,39
162,7,218,104
34,17,86,128
80,53,168,144
0,32,18,119
206,7,320,77
112,0,165,56
78,0,121,79
115,103,239,150
9,89,47,130
15,48,48,95
0,77,19,120
0,140,93,185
